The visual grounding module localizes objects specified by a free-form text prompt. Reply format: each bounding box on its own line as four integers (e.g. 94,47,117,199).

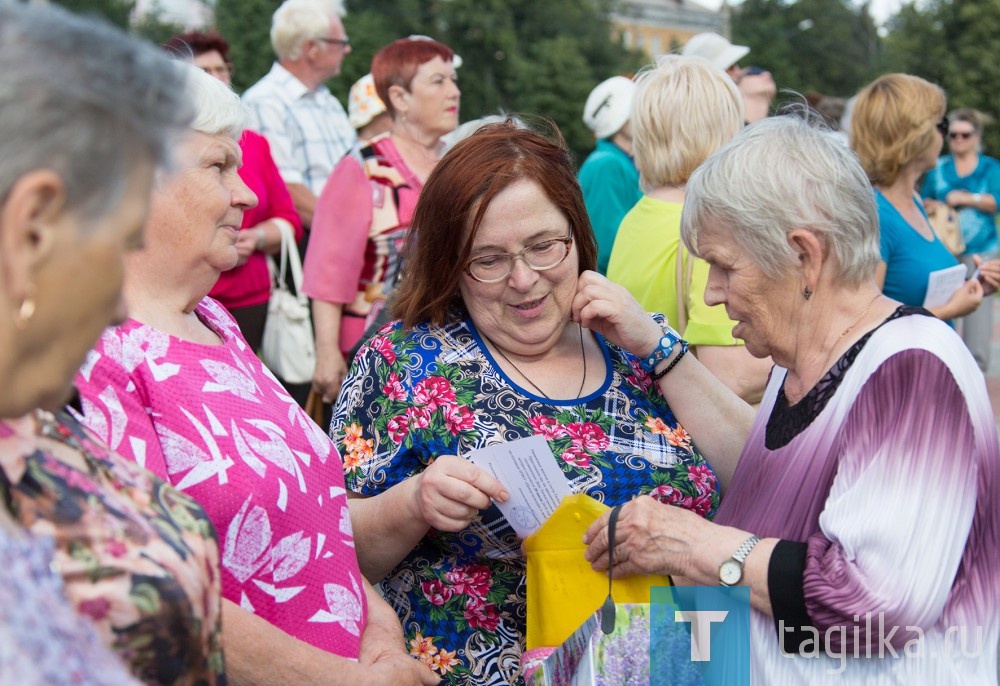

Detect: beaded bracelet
652,340,689,382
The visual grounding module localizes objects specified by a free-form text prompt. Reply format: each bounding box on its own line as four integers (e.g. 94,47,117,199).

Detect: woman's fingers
416,456,509,531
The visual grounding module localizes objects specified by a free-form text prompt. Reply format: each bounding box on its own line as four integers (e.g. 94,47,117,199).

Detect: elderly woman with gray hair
577,116,999,682
0,4,224,683
77,65,437,686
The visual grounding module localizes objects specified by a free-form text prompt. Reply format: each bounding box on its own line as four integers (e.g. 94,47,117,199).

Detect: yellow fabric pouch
523,493,672,650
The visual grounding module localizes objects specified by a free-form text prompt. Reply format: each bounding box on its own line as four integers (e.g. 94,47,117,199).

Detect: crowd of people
2,1,998,684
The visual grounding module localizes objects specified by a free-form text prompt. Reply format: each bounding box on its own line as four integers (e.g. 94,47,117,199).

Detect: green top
607,194,742,347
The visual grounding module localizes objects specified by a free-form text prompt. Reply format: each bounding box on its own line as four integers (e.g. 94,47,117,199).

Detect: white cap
583,76,635,140
681,32,750,72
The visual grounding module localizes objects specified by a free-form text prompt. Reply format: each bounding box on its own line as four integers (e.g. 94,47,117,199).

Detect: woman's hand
234,229,258,267
934,277,984,321
312,350,348,404
410,455,509,532
572,271,663,360
972,255,1000,296
361,581,440,685
583,497,711,579
946,190,977,208
367,655,440,685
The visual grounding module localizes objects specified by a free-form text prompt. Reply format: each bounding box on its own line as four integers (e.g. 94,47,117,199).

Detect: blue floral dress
331,316,720,685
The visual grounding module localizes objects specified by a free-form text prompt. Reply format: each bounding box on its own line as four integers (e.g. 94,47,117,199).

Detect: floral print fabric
0,410,225,685
332,316,719,685
0,529,142,686
76,298,368,658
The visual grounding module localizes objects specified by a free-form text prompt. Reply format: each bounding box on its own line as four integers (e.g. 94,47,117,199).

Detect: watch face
719,559,742,586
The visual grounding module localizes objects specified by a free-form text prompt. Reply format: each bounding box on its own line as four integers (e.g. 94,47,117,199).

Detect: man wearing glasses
243,0,357,231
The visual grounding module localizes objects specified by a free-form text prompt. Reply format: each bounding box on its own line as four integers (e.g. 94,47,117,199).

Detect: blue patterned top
330,316,719,685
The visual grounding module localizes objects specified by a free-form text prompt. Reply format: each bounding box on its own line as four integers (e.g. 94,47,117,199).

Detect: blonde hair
631,55,744,190
850,73,946,186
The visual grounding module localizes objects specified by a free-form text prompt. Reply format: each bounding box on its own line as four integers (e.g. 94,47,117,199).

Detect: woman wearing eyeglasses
921,108,1000,370
851,74,1000,322
329,121,728,685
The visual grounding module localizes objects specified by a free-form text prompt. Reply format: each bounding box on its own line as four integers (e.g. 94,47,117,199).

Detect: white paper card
923,264,968,309
467,435,571,537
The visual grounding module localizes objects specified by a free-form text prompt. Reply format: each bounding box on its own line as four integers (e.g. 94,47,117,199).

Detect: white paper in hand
467,435,572,537
924,264,968,309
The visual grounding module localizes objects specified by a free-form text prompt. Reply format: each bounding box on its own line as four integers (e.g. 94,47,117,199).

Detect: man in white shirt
243,0,357,229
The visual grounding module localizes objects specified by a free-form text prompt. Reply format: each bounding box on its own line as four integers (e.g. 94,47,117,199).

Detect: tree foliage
884,0,1000,155
732,0,882,100
216,0,283,93
214,0,644,162
51,0,135,28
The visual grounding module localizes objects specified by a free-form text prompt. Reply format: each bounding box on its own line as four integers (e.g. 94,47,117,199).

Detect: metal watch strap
732,534,760,565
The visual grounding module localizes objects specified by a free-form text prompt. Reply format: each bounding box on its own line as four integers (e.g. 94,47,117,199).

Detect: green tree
732,0,882,99
51,0,135,28
334,0,642,161
216,0,283,93
884,0,1000,155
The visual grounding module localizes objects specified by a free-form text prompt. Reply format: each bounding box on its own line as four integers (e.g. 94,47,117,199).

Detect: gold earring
14,289,36,330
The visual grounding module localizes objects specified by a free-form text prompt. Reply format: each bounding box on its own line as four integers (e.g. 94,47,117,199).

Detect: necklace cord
486,324,587,400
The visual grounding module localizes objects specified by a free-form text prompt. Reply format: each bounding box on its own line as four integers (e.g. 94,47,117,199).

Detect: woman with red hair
303,36,460,404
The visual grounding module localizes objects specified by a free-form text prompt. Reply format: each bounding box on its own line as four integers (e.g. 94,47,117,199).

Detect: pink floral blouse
76,297,368,658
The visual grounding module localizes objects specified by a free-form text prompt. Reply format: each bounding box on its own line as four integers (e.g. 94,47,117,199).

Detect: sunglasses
936,116,949,136
949,131,975,140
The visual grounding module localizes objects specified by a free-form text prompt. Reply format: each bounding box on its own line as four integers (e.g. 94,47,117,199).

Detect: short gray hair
0,3,192,224
682,116,881,287
271,0,346,61
183,64,247,139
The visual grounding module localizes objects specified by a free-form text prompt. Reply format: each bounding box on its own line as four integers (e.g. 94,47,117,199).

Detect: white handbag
261,223,316,383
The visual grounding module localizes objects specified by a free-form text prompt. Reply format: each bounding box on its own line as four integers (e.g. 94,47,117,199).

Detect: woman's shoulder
358,318,474,359
865,308,976,375
197,297,249,344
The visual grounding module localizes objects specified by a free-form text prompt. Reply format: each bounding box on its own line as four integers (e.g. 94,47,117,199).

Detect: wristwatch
719,534,760,586
640,324,682,373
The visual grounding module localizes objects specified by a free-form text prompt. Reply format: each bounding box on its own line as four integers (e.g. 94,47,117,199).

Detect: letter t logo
675,610,729,661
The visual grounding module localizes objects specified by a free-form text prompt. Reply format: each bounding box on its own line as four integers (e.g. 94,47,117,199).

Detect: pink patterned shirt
76,297,367,658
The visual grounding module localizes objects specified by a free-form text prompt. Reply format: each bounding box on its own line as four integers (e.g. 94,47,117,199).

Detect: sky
699,0,905,26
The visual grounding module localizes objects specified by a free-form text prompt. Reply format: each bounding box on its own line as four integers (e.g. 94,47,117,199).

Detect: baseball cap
681,32,750,72
583,76,635,140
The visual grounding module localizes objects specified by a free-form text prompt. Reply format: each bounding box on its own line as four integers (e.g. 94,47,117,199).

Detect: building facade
613,0,729,58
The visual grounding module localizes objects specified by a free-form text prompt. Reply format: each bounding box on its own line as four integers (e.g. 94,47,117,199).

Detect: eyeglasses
949,131,975,140
200,63,234,78
316,36,350,48
465,235,574,283
936,116,949,136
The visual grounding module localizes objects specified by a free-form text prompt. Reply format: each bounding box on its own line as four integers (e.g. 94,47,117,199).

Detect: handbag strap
600,504,624,635
271,222,308,305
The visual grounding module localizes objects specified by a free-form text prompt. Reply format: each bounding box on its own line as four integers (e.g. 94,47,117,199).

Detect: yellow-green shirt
607,195,742,347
